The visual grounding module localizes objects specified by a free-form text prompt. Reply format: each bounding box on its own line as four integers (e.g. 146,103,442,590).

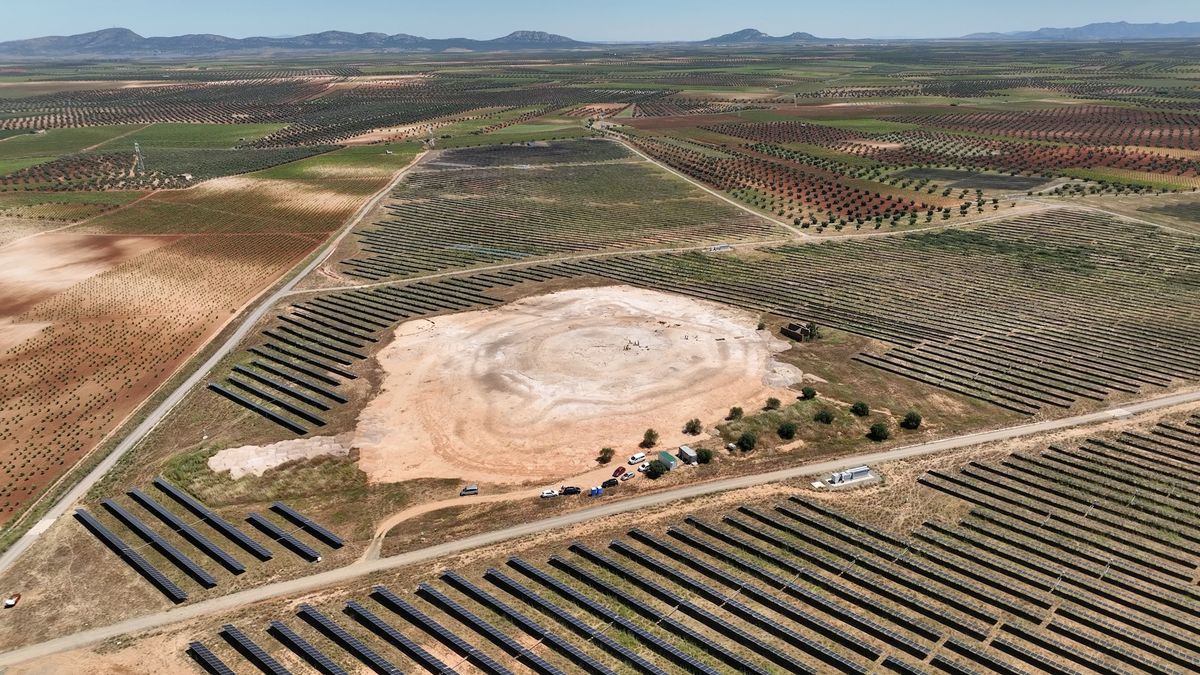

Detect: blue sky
4,0,1199,42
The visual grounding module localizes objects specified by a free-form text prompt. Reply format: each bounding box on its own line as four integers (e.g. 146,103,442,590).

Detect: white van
628,452,646,465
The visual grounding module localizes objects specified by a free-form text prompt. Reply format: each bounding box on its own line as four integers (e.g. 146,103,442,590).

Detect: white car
628,452,646,465
636,461,651,473
540,489,559,499
620,471,635,481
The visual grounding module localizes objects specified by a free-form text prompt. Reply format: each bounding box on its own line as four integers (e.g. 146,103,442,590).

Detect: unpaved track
1,388,1196,668
0,150,429,579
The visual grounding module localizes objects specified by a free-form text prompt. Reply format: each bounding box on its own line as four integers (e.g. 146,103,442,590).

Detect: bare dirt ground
0,233,174,317
207,433,353,479
354,285,801,484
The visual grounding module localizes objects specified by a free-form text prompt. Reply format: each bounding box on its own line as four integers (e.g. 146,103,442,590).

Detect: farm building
677,445,698,464
657,451,679,471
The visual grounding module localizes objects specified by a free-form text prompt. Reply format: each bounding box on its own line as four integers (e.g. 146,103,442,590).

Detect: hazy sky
4,0,1199,42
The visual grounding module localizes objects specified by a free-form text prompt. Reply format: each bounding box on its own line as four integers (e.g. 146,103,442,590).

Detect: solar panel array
182,416,1200,674
247,512,322,562
74,509,188,603
76,478,343,602
270,501,345,548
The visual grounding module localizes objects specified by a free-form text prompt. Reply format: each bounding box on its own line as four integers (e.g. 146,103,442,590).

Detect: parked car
636,461,650,473
540,489,559,499
459,485,479,496
560,486,581,496
612,466,626,478
3,593,19,609
601,478,619,489
620,471,635,481
628,452,646,465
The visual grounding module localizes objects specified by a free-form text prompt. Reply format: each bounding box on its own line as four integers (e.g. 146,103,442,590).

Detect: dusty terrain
349,285,800,483
0,233,174,317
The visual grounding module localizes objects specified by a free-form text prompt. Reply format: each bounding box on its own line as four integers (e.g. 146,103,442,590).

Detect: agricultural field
1,38,1200,675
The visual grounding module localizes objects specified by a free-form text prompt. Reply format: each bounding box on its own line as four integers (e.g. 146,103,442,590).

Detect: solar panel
246,513,321,562
682,518,943,643
207,381,308,434
279,316,368,348
629,528,898,660
250,360,347,402
102,498,217,588
551,551,777,674
664,525,930,659
250,345,343,386
268,620,348,675
482,568,667,675
74,509,187,603
931,656,984,675
188,641,235,675
277,325,366,358
990,635,1081,675
440,570,614,675
232,365,331,411
606,540,870,672
269,502,344,548
220,623,292,675
416,582,563,675
296,603,402,675
264,330,354,366
345,600,453,675
883,656,931,675
289,309,378,342
226,377,328,427
945,638,1031,675
153,478,273,561
128,488,245,574
371,585,512,675
506,557,720,675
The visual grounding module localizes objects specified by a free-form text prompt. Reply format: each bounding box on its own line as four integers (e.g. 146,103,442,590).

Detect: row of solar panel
77,479,341,601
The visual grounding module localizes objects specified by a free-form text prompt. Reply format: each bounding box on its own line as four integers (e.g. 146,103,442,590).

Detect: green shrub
814,409,834,424
850,401,870,417
683,418,703,435
800,386,817,400
644,459,668,479
736,431,758,451
777,422,797,440
727,406,744,421
696,447,714,464
765,397,781,411
597,447,615,464
867,422,890,442
640,428,659,449
901,411,923,430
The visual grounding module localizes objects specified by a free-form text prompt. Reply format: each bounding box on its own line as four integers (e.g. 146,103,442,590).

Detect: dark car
560,486,581,496
601,478,619,489
611,467,626,478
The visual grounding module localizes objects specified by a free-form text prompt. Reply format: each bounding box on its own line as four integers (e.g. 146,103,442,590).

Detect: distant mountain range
964,21,1200,41
0,27,587,58
1,21,1199,59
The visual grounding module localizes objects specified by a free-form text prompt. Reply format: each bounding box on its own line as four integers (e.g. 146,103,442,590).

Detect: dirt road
1,387,1195,668
0,150,430,579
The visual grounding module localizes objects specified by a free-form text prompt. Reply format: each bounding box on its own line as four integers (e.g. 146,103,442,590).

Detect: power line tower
133,141,145,174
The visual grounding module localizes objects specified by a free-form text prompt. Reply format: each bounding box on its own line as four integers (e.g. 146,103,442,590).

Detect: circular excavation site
354,284,800,484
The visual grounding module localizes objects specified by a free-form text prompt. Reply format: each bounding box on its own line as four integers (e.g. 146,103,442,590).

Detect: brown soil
0,233,175,317
355,285,800,484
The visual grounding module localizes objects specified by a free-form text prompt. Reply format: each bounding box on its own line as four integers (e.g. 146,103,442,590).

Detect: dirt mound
355,285,800,484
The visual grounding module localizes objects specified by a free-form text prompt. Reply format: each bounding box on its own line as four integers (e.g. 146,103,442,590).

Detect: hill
965,21,1200,41
0,28,591,58
701,28,824,44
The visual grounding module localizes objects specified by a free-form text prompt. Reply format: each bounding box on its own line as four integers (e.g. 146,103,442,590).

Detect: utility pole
133,141,145,174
